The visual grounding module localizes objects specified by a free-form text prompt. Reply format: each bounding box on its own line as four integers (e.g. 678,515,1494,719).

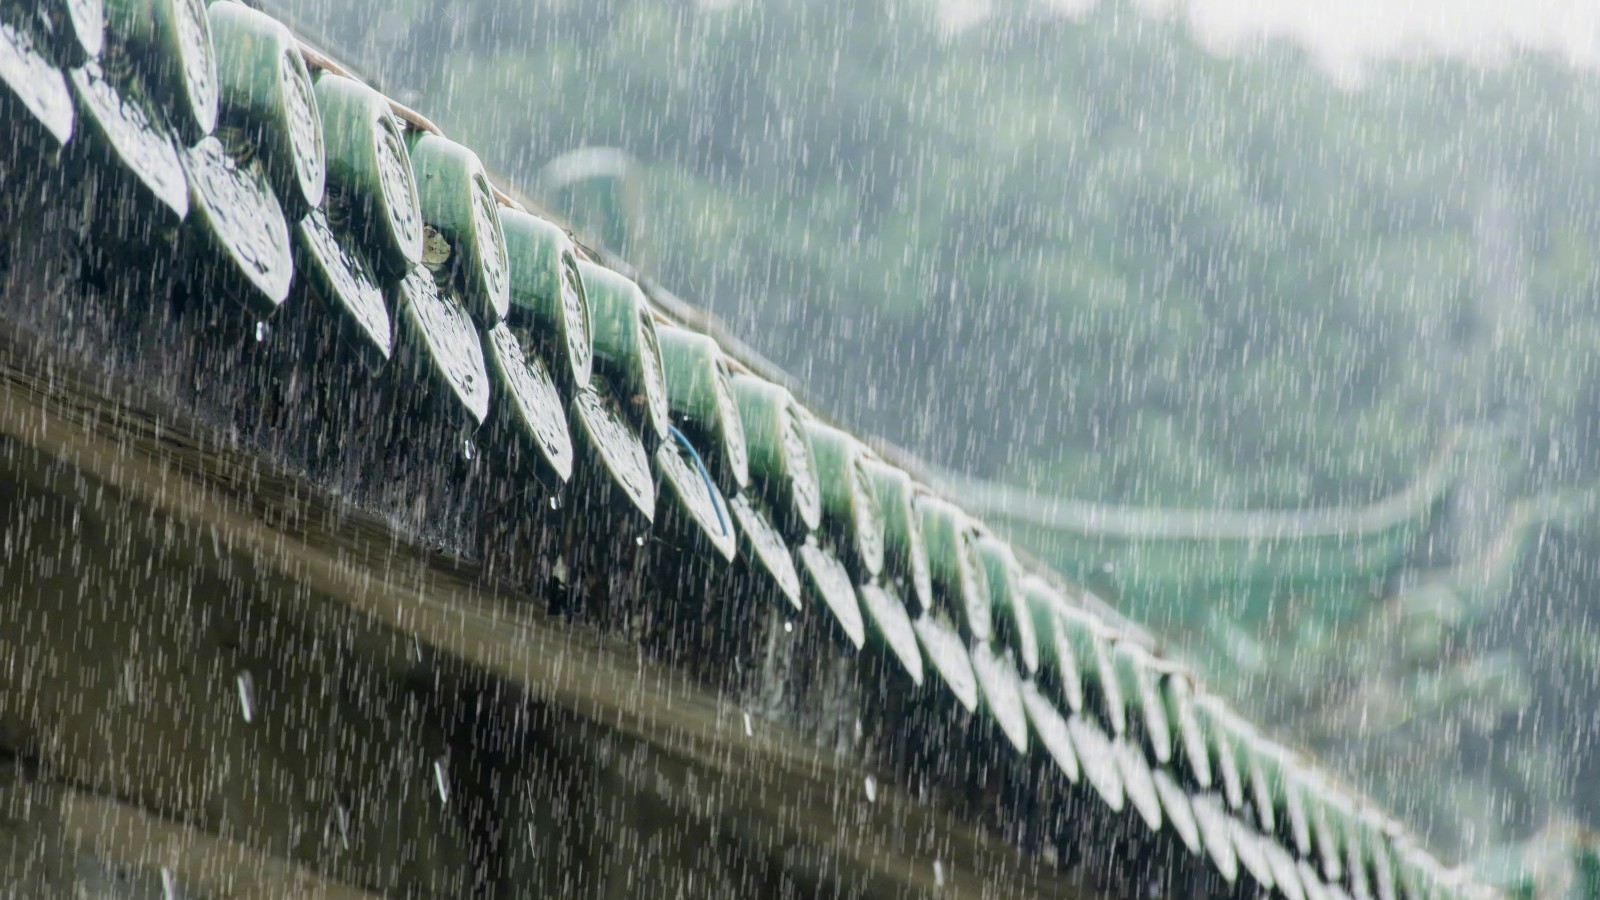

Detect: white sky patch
944,0,1600,81
1169,0,1600,83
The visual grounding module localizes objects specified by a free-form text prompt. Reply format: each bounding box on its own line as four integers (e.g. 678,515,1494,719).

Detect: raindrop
549,496,559,510
783,620,793,633
253,320,270,343
122,660,137,705
412,637,424,663
864,775,877,802
742,711,753,737
461,437,477,462
934,860,945,887
160,867,181,900
634,535,645,546
334,801,351,850
432,756,450,805
234,670,255,724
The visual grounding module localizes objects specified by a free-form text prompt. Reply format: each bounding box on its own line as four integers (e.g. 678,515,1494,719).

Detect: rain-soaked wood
0,325,1108,898
0,768,380,899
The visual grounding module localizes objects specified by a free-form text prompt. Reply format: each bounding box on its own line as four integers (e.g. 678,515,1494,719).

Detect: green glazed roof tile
390,265,490,427
1066,709,1126,812
482,320,573,487
1335,800,1374,900
970,639,1028,753
1019,677,1080,784
1162,671,1212,790
406,133,509,329
912,610,979,712
973,531,1039,676
499,208,591,395
291,206,390,370
180,135,293,314
1021,576,1085,713
26,0,104,69
70,61,189,222
804,421,886,583
729,494,802,611
1192,693,1245,810
797,537,865,650
1232,723,1280,833
1302,771,1347,883
578,259,669,450
104,0,216,145
1,18,73,149
1056,603,1127,735
1151,767,1201,855
652,430,735,561
731,373,821,542
1113,733,1164,833
1110,639,1174,766
656,325,748,499
1190,792,1240,883
862,459,933,613
1277,751,1317,860
857,581,923,685
313,73,421,281
205,1,323,220
1364,812,1401,900
917,495,991,644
